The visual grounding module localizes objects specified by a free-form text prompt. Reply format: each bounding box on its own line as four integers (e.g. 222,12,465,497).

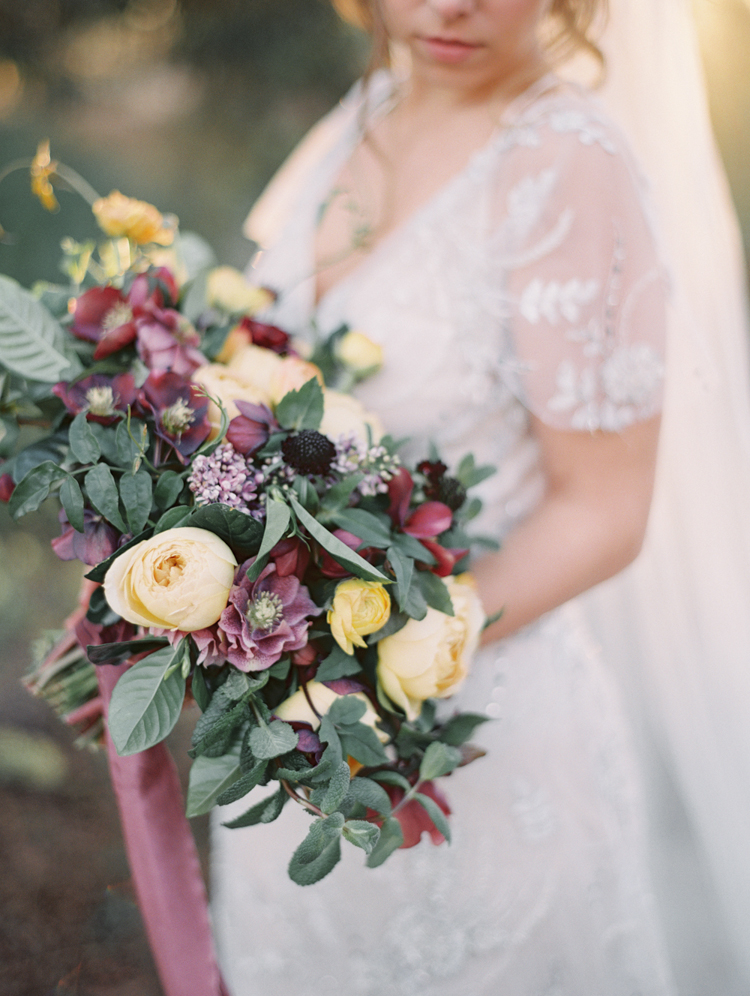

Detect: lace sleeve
496,109,668,432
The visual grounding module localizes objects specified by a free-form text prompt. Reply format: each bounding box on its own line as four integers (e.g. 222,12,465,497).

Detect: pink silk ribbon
98,663,230,996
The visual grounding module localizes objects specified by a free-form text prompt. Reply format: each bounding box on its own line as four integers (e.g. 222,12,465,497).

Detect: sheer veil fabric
567,0,750,983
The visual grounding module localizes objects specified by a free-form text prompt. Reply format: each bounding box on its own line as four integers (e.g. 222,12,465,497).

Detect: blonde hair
332,0,607,71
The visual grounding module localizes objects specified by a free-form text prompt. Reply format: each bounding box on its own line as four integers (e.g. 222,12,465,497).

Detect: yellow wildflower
30,140,59,212
92,190,175,246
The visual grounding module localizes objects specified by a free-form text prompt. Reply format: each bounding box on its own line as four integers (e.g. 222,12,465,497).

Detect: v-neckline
309,70,562,318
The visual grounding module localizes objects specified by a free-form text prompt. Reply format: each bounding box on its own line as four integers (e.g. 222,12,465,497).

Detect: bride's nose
425,0,477,19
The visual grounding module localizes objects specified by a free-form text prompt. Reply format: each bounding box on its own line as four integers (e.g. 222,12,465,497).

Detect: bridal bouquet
1,145,494,885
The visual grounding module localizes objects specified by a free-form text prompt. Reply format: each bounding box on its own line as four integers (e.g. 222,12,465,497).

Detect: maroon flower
53,372,136,425
217,558,322,671
237,316,289,355
417,539,469,578
51,509,120,566
128,267,179,311
140,370,211,462
136,312,206,377
376,780,452,848
271,536,310,580
0,473,15,502
71,286,139,359
386,467,457,575
225,400,279,457
317,529,363,579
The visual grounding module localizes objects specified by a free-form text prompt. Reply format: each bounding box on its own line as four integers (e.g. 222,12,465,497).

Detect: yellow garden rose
328,579,391,655
335,330,383,377
274,681,385,742
227,342,285,394
191,363,271,438
103,527,237,631
269,356,324,406
206,266,274,315
320,389,383,444
92,191,175,246
377,574,484,720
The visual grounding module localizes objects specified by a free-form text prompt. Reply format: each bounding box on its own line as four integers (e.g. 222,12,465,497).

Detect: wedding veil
569,0,750,982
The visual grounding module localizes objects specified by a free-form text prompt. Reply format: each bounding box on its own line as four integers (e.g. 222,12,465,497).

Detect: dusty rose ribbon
98,662,230,996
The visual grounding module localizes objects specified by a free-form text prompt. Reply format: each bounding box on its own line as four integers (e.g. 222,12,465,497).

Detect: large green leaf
188,502,264,561
288,813,344,886
289,495,389,583
108,645,186,755
85,463,128,533
274,377,324,431
419,741,463,781
245,497,291,582
186,736,243,817
365,816,404,868
8,461,68,519
413,792,451,843
0,275,77,382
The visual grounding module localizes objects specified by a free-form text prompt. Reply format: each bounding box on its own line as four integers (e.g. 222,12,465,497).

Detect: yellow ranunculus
103,527,237,631
377,574,484,720
320,389,383,444
93,190,175,246
327,579,391,655
335,330,383,377
269,356,324,406
274,681,385,742
206,266,274,316
191,363,271,438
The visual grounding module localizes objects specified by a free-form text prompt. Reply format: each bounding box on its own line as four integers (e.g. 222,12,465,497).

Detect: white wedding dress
211,74,677,995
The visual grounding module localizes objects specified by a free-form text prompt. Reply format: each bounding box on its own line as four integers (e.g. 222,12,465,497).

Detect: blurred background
0,1,747,994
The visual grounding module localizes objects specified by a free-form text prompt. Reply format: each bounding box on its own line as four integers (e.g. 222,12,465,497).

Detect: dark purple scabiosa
216,558,322,672
417,459,467,512
139,370,211,463
225,400,279,457
53,372,137,425
281,430,336,476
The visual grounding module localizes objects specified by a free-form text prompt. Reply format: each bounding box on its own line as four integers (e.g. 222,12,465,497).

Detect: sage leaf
222,785,287,828
439,712,491,747
346,776,392,816
413,791,451,843
419,741,462,781
366,816,404,868
108,645,186,755
249,719,299,760
342,819,380,855
186,736,242,817
288,813,344,886
314,643,361,682
215,759,269,806
320,761,352,814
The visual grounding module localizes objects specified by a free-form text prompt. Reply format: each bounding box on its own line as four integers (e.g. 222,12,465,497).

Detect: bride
211,1,750,993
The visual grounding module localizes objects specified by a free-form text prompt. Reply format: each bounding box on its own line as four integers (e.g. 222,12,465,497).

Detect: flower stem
280,779,325,818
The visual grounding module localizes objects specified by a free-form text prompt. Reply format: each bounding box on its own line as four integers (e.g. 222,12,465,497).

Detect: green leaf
387,544,414,606
186,736,243,817
87,422,120,465
249,719,299,760
190,701,248,759
371,770,412,793
274,377,324,431
289,495,389,583
439,713,491,747
12,430,68,483
69,412,101,465
245,498,291,582
86,637,169,665
188,502,264,561
215,759,269,806
346,776,392,815
339,724,389,767
115,419,145,469
319,473,364,513
223,668,270,699
108,645,186,755
0,274,77,382
119,469,153,536
191,665,210,712
455,453,496,489
366,816,404,868
8,461,67,519
222,785,287,828
314,643,362,682
415,570,454,616
342,819,380,855
367,609,410,643
391,531,437,564
84,525,153,582
85,464,127,533
319,761,352,814
419,741,462,781
317,717,344,768
154,470,184,510
328,695,366,726
413,792,451,843
330,508,393,548
154,505,192,533
287,813,344,886
59,475,85,533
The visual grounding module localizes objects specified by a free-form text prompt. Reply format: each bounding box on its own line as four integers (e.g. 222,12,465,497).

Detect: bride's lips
417,36,482,64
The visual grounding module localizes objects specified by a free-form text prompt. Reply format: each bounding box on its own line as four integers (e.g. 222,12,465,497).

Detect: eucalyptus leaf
413,791,452,843
249,719,299,760
186,739,243,817
119,469,153,536
222,785,287,828
274,376,324,431
85,464,127,533
419,741,463,781
342,819,380,855
365,816,404,868
289,495,388,583
245,498,291,582
59,475,85,533
108,646,186,755
0,274,77,382
69,412,101,465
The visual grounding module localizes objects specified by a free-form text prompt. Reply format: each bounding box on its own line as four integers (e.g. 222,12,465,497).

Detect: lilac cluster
188,443,261,514
332,433,401,497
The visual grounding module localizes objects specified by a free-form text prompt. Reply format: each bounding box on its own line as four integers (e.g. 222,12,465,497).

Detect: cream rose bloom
320,389,383,444
206,266,274,315
327,578,391,655
103,527,237,631
269,356,324,405
192,363,271,438
226,342,284,394
377,574,484,720
335,330,383,376
274,681,386,742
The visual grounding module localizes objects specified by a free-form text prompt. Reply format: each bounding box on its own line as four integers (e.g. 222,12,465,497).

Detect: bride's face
378,0,549,93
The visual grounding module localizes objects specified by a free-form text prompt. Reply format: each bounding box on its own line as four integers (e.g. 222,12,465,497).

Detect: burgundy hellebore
53,372,137,425
139,370,211,462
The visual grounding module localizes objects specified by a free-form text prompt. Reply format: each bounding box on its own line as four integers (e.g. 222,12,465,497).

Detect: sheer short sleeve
495,104,668,432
